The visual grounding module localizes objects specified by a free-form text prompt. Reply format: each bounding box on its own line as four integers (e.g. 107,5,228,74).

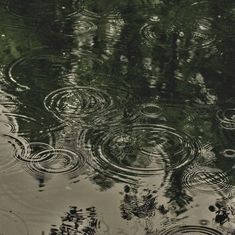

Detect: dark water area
0,0,235,234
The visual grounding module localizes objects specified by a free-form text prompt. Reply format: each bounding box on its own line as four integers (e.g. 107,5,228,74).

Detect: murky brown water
0,0,235,234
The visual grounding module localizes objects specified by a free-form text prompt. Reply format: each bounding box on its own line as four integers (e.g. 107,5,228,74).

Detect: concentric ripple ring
159,225,223,235
27,149,86,174
85,124,199,180
0,133,30,174
216,108,235,130
181,166,231,192
44,86,113,122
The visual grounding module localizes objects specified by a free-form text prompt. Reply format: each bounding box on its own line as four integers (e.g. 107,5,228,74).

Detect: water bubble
181,166,231,193
216,108,235,130
140,103,162,118
158,225,223,235
221,149,235,159
27,149,86,175
0,209,29,234
84,124,199,182
200,220,210,226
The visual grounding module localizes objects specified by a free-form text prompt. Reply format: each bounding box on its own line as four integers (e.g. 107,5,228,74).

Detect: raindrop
200,220,210,225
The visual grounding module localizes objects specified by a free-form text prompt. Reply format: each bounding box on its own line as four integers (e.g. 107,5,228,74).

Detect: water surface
0,0,235,234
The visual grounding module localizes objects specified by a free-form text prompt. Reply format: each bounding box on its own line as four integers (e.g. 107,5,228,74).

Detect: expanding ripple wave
0,112,56,144
44,86,135,127
83,124,199,181
0,133,30,175
5,53,71,92
159,225,223,235
52,15,97,38
216,108,235,130
181,166,231,193
27,149,86,175
140,17,215,51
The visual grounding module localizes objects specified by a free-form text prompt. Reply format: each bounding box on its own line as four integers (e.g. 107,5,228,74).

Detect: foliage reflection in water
0,0,235,234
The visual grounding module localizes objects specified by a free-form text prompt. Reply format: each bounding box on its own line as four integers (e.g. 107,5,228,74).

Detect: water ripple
0,209,29,234
52,15,97,37
44,86,112,119
0,90,19,107
83,124,199,181
0,112,56,144
76,1,120,20
141,17,214,50
6,53,70,91
27,149,85,175
44,86,134,127
159,225,223,235
76,0,160,20
216,108,235,130
0,133,29,174
19,142,54,163
181,166,231,193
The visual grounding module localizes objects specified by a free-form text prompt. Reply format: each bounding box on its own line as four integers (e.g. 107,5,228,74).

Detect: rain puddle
0,0,235,234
